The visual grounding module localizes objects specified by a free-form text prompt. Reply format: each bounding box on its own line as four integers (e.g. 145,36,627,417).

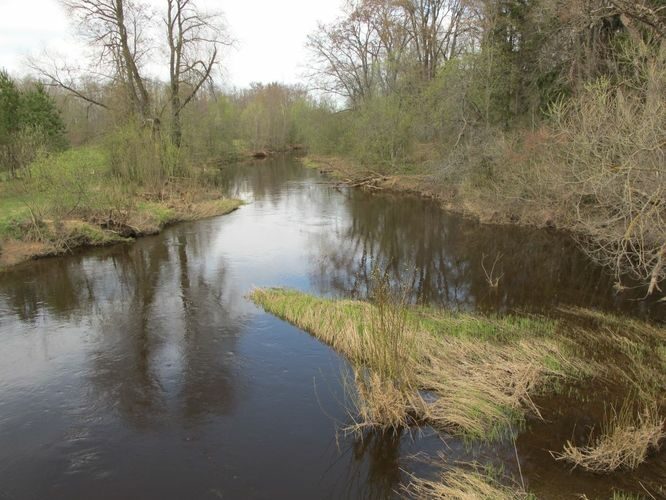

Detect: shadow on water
0,156,663,499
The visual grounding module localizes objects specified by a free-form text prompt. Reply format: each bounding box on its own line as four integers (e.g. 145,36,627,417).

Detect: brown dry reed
554,401,665,472
403,464,533,500
249,287,577,440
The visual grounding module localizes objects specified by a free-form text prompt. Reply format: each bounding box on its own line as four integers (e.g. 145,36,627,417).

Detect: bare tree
307,6,381,106
307,0,472,105
59,0,154,123
398,0,468,80
307,0,413,106
362,0,411,93
29,60,111,111
33,0,229,144
165,0,229,146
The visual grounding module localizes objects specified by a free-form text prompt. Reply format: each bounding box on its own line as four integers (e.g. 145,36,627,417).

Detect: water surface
0,157,663,499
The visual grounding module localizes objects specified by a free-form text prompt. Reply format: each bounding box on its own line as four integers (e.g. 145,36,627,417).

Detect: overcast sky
0,0,343,88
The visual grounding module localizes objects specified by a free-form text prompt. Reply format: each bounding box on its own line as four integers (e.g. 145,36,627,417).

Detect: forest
0,0,664,293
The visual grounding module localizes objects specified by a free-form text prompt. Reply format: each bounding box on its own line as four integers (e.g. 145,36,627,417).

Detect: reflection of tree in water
310,189,659,317
86,226,247,429
175,233,240,425
331,428,404,500
0,253,106,323
0,222,248,430
88,235,173,428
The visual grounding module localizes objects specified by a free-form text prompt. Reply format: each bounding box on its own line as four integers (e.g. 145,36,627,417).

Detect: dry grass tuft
416,337,569,440
404,465,532,500
554,402,665,472
347,369,417,431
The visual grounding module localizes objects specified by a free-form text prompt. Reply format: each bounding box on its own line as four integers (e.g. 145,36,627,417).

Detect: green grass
413,309,556,342
208,198,245,215
0,182,33,239
0,146,122,240
252,288,556,343
31,145,109,177
0,188,30,217
62,220,129,246
1,146,112,224
1,145,243,267
137,201,176,226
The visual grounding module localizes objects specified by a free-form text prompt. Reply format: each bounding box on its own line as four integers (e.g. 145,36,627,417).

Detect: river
0,157,663,499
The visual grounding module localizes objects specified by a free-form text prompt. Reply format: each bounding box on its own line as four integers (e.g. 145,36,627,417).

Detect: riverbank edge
302,155,565,231
249,287,580,437
250,288,666,499
0,197,244,272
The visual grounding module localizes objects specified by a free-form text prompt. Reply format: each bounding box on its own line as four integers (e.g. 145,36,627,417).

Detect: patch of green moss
138,202,176,226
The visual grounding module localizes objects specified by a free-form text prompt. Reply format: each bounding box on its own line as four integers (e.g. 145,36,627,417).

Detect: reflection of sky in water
0,157,662,499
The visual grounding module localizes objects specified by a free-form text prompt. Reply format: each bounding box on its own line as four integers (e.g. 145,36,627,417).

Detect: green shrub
106,123,188,191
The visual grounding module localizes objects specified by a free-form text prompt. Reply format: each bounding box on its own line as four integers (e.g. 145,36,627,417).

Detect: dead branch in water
342,174,389,190
482,253,504,288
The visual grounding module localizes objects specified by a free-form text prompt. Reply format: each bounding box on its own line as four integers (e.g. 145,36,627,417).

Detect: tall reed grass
250,287,576,439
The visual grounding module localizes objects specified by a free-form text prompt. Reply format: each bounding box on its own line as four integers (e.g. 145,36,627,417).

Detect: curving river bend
0,157,663,499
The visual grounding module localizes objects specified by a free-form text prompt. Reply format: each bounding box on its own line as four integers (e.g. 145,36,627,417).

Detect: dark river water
0,157,663,499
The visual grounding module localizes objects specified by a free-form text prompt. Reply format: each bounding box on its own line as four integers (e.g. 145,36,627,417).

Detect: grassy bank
250,288,666,497
302,155,564,230
0,146,243,269
250,287,580,440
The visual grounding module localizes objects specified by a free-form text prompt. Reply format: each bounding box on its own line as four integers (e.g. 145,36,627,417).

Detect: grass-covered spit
250,287,578,441
250,282,666,497
0,146,243,269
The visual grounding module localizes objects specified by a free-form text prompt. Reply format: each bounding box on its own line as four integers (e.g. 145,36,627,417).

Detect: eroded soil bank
0,192,242,270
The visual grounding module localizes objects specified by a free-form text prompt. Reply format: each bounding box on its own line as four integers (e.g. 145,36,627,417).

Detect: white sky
0,0,343,88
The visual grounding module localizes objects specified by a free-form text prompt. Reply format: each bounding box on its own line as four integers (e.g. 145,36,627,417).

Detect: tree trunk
170,89,182,147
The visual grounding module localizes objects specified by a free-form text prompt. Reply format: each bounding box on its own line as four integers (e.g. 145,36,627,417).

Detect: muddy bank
303,155,566,230
0,197,242,271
